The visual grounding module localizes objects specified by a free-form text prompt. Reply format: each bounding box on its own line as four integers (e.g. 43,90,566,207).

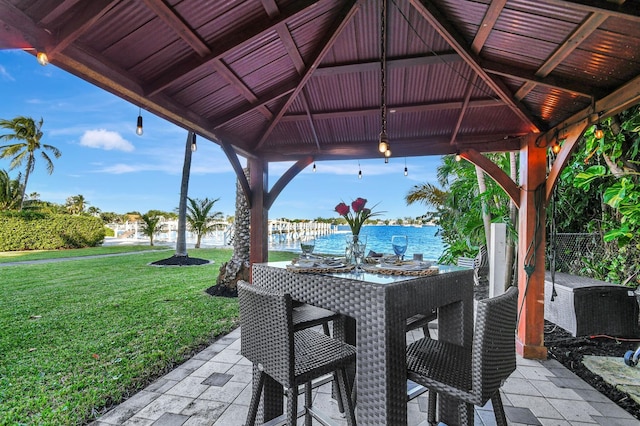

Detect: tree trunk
505,152,518,288
475,164,492,253
19,155,34,211
209,167,251,297
175,131,194,257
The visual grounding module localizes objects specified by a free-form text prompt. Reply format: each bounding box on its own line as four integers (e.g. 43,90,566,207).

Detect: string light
594,123,604,139
455,151,461,162
136,108,143,136
312,162,316,172
404,158,408,176
358,161,362,179
191,133,197,152
378,0,391,158
36,51,49,66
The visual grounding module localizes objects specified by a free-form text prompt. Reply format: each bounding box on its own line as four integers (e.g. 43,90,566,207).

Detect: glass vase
345,234,367,269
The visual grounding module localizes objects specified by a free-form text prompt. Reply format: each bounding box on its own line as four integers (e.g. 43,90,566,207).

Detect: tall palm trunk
212,167,250,296
175,132,194,257
18,155,34,211
475,165,491,253
505,152,518,288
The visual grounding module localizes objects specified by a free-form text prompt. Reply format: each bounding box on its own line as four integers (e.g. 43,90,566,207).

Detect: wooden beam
516,134,548,360
482,60,603,99
514,12,608,100
450,76,477,146
212,59,273,119
255,0,364,150
249,158,269,263
266,157,312,210
144,0,323,96
409,0,541,132
38,0,82,26
461,148,520,208
471,0,507,54
543,0,640,22
279,98,503,122
49,0,118,56
220,140,252,208
142,0,210,57
313,53,461,76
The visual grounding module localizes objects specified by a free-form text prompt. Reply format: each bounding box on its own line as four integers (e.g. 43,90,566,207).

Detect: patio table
251,261,474,425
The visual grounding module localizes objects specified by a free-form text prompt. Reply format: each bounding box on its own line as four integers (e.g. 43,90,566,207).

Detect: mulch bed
545,320,640,420
149,255,211,266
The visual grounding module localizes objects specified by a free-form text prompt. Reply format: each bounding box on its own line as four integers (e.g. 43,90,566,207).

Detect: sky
0,50,443,220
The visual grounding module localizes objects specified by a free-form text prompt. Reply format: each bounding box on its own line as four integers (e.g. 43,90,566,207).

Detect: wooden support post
248,157,268,265
517,134,548,359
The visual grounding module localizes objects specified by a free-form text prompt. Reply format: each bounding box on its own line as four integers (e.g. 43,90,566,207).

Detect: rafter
543,0,640,22
212,59,273,120
279,99,503,122
409,0,542,133
313,52,461,76
48,0,118,56
37,0,82,26
254,0,364,150
450,75,478,146
142,0,210,57
144,0,323,97
471,0,507,53
481,60,603,99
514,12,607,100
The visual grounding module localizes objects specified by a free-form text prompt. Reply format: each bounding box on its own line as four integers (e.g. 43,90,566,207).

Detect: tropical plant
139,213,161,246
0,116,61,210
0,169,23,210
65,194,89,215
406,154,517,270
186,197,224,248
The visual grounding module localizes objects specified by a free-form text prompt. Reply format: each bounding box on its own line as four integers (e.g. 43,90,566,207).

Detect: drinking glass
300,237,316,259
391,235,408,260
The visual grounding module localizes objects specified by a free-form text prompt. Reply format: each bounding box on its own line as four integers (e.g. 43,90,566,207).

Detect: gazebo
2,0,639,360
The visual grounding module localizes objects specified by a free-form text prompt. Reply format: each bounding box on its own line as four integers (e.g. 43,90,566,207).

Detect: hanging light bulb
312,162,316,172
594,123,604,139
358,162,362,179
404,158,408,176
378,131,388,153
455,151,461,162
384,147,391,158
36,51,49,66
191,134,197,152
136,108,143,136
384,156,389,164
552,141,561,154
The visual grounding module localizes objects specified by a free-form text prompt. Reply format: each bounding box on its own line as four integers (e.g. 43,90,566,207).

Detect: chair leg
336,367,357,426
305,381,313,426
286,386,298,426
491,392,508,426
245,371,265,426
322,322,331,336
333,371,345,413
427,390,437,425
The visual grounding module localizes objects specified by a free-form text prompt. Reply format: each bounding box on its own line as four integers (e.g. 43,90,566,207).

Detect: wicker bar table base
252,262,474,426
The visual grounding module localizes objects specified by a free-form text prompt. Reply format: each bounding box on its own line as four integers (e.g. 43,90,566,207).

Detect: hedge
0,213,106,251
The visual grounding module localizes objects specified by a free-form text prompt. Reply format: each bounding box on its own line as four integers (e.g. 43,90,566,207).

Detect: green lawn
0,247,296,425
0,244,169,263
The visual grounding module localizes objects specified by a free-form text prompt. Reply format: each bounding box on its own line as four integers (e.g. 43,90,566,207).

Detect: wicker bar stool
406,286,518,426
238,281,357,426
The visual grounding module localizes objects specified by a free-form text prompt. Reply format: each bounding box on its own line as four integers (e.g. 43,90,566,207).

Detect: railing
107,219,336,247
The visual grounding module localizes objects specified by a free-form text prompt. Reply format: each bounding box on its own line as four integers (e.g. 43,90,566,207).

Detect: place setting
287,236,355,273
361,235,440,276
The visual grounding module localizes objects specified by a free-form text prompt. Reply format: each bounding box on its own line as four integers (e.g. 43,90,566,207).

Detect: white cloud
80,129,134,152
0,65,14,81
97,164,139,174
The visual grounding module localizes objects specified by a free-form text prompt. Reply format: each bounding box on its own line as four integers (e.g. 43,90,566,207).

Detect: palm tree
0,117,61,210
65,194,89,215
186,197,223,248
0,169,23,210
139,213,161,246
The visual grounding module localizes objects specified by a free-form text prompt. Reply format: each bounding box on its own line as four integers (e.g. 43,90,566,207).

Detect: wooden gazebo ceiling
1,0,640,162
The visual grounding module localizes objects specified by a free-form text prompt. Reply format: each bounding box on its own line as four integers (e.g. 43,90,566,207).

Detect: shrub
0,212,105,251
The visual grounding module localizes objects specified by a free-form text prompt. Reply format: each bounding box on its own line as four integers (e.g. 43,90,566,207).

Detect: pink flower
335,202,350,216
334,197,382,236
351,197,367,213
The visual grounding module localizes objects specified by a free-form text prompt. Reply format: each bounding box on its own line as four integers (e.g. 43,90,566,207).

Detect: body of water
269,225,445,261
